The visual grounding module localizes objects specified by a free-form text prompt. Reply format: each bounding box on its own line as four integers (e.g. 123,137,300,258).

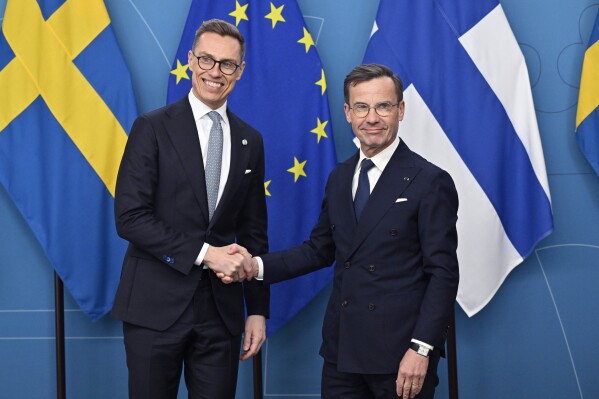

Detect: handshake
203,243,260,284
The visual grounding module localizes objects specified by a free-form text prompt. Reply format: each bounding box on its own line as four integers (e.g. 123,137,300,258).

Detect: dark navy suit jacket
261,140,458,374
111,96,269,335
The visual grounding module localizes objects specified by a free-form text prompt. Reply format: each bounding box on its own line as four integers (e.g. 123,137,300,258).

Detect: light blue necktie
354,158,375,221
205,111,223,221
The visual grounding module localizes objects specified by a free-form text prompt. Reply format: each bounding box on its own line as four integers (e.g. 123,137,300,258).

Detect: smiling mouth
203,79,223,88
362,128,385,134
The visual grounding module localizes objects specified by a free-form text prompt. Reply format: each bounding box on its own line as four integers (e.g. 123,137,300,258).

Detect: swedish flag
576,12,599,176
167,0,337,335
0,0,137,320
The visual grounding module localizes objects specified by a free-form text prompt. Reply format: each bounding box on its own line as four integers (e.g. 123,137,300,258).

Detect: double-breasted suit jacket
261,140,458,374
111,96,269,335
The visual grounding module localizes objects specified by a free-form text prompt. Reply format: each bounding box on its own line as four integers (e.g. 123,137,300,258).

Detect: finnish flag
363,0,554,315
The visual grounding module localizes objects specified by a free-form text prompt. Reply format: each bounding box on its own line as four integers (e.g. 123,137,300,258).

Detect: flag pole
54,272,66,399
447,308,458,399
253,349,263,399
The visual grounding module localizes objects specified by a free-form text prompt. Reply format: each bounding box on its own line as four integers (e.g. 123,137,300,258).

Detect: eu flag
0,0,138,320
363,0,554,316
576,11,599,176
167,0,337,335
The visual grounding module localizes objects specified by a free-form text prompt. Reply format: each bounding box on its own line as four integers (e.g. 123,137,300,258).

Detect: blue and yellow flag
167,0,337,335
576,12,599,176
0,0,137,320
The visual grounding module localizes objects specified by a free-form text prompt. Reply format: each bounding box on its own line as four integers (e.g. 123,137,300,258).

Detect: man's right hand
203,245,247,282
215,244,258,283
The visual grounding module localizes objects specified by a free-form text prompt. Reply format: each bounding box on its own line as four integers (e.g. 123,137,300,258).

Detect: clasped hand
204,244,258,284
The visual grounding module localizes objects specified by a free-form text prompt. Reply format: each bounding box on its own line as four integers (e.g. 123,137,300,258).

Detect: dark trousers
123,274,241,399
321,351,440,399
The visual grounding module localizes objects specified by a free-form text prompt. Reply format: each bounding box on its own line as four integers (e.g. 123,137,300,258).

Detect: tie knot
207,111,220,123
360,159,375,174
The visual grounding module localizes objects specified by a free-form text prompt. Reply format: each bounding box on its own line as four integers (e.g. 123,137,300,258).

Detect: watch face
417,346,430,356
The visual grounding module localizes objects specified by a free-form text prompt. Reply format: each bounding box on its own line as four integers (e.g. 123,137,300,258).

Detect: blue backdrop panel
1,0,598,398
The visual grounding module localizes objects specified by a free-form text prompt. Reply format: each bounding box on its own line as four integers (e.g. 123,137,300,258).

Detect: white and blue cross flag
363,0,554,315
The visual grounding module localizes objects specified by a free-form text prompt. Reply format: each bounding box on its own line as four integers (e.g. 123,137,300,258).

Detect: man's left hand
239,315,266,361
396,348,428,399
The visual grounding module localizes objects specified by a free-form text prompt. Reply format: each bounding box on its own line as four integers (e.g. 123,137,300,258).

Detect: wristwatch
410,342,431,357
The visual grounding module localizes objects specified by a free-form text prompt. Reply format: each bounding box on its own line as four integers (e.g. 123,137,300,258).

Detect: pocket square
244,169,252,174
395,198,408,203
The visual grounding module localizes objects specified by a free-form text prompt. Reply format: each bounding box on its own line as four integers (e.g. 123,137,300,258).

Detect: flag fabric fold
0,0,138,320
363,0,553,316
167,0,337,335
576,11,599,176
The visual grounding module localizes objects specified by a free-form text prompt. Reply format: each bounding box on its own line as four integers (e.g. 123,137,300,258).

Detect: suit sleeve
114,115,203,275
261,173,336,284
237,133,270,317
412,169,459,350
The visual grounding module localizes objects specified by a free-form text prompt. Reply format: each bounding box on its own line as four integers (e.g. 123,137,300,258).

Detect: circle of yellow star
170,59,189,84
315,69,327,95
297,27,315,53
265,3,285,29
229,0,249,26
287,157,307,183
264,180,272,196
310,118,329,143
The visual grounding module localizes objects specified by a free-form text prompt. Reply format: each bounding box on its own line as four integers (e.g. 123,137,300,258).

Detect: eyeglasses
192,53,240,75
349,102,399,118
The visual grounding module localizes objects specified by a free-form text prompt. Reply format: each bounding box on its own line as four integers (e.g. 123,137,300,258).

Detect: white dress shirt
187,91,231,265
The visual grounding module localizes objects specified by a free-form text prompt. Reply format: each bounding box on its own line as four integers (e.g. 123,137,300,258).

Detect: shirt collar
188,90,228,125
358,136,401,172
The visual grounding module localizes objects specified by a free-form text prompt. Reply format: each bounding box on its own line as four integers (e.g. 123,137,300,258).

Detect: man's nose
208,64,222,77
365,107,380,123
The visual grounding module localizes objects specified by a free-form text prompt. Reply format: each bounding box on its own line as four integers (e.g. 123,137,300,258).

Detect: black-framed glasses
192,53,240,75
349,102,399,118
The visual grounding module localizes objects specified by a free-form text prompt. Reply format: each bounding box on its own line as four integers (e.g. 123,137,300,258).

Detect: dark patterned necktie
205,111,223,221
354,158,375,220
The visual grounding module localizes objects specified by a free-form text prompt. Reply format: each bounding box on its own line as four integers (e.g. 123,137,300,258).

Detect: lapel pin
242,139,248,146
403,176,410,181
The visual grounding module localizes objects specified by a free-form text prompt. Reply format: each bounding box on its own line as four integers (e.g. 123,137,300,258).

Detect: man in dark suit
235,64,458,399
111,19,269,399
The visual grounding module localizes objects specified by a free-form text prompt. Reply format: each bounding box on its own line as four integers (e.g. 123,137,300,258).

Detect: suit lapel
347,141,421,258
209,110,250,226
165,97,210,223
338,153,360,231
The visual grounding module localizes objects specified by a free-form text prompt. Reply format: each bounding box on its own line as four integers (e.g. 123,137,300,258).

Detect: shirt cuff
411,338,434,351
195,243,210,268
254,256,264,280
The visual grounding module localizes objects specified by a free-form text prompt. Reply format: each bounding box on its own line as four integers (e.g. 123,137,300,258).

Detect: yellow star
264,180,272,196
315,69,327,95
265,3,285,29
310,118,329,143
287,157,307,183
170,59,189,84
297,27,315,53
229,0,249,26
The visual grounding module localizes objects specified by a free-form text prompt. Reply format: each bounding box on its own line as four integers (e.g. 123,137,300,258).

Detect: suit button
368,265,375,272
341,300,348,307
206,229,212,237
390,229,398,236
331,224,335,231
368,303,375,311
344,261,351,269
